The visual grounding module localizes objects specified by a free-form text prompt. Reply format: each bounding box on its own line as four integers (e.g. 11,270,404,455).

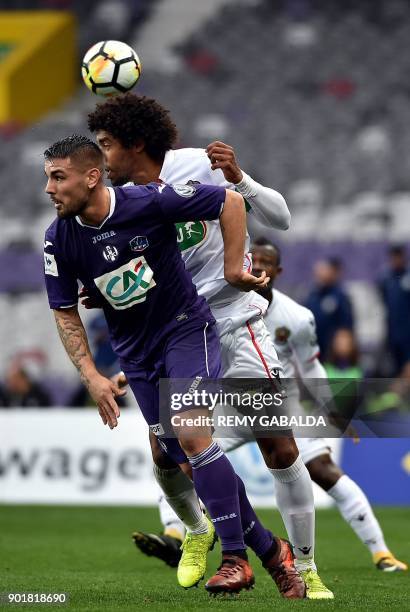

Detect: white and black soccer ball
81,40,141,96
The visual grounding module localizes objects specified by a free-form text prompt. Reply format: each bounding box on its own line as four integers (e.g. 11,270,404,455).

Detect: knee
178,435,213,458
149,432,177,469
306,455,343,491
258,436,299,469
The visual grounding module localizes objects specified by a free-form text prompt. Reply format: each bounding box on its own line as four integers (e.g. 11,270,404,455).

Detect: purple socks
189,442,245,552
189,442,275,558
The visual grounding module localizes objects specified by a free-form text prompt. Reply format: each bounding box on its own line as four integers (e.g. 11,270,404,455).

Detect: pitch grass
0,506,408,611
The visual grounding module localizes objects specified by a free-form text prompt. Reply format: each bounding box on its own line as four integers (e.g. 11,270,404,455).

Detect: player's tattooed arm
53,307,125,428
53,307,96,385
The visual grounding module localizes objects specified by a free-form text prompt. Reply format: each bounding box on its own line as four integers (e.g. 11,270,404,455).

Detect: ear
87,167,102,189
133,140,145,154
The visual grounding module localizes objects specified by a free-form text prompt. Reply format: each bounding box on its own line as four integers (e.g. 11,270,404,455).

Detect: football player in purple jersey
43,134,303,597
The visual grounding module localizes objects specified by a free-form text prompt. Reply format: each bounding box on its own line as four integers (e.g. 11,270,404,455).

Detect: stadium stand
1,0,409,398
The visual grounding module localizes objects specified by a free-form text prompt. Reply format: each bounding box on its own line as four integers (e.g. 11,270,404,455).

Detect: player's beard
56,198,88,219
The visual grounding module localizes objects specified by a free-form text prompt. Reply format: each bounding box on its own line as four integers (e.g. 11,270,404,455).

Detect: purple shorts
121,318,221,464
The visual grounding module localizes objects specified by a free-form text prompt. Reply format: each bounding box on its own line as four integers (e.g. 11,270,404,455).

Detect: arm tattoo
54,308,95,387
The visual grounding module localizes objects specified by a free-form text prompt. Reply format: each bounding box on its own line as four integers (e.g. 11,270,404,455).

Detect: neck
130,152,164,185
78,185,111,226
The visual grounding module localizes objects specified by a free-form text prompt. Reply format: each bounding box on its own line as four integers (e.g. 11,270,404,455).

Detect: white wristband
234,172,258,198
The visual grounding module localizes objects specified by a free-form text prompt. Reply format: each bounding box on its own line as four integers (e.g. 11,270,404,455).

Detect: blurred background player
88,94,333,599
324,329,363,380
0,353,51,408
305,257,354,360
376,245,410,409
252,239,407,573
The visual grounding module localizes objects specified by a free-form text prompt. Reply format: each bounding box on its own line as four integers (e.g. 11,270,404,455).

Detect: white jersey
159,148,268,335
265,288,320,381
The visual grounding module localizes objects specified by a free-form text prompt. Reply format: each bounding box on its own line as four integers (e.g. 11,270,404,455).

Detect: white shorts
295,437,331,464
212,316,283,442
216,388,331,461
220,315,282,378
217,436,331,464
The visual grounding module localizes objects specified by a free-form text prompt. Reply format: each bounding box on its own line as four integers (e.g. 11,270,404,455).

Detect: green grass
0,506,408,611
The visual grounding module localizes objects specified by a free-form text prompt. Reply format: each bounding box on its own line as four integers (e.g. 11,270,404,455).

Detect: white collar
158,150,174,182
75,187,115,230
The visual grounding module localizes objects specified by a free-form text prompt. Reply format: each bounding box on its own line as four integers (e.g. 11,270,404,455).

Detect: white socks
328,475,388,554
158,492,185,539
270,455,316,571
153,465,207,536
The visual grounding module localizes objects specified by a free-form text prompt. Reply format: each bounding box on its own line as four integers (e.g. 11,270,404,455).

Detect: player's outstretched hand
79,286,103,309
206,141,243,184
226,270,270,292
86,372,126,429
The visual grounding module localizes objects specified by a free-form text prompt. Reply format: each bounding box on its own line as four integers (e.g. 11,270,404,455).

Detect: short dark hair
388,244,406,256
87,93,178,161
252,237,282,265
326,256,342,270
44,134,103,168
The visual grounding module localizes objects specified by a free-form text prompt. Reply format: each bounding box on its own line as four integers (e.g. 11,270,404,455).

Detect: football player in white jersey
246,238,406,573
151,238,407,578
87,93,332,599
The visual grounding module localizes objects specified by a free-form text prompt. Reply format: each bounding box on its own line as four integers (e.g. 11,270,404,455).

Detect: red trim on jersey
307,351,320,363
244,253,252,273
248,304,264,317
246,321,272,379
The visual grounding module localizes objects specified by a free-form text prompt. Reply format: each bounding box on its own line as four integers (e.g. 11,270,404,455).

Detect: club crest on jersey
175,220,207,252
129,235,149,252
172,184,196,197
103,245,119,262
275,326,291,344
94,256,156,310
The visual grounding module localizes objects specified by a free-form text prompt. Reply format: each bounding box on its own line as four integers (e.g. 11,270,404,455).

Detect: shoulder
172,148,230,185
173,147,210,165
115,184,159,201
44,217,72,244
45,217,59,241
113,184,162,217
272,289,315,331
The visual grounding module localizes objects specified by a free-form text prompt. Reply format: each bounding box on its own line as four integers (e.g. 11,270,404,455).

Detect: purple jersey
44,182,226,364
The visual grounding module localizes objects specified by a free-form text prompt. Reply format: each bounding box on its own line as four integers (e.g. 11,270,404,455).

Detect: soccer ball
81,40,141,96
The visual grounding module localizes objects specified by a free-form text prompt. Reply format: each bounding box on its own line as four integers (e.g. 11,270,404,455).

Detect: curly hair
87,93,178,161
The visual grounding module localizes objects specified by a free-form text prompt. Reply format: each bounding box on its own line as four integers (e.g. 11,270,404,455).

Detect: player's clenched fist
110,371,128,389
226,269,270,292
78,286,103,309
206,141,243,184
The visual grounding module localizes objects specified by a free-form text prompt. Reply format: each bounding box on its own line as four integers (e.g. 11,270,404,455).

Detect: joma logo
92,231,116,244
